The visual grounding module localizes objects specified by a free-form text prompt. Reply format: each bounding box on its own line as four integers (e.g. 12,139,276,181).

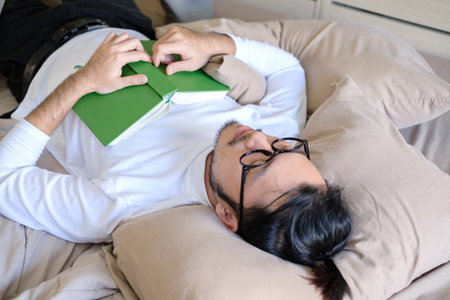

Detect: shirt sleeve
228,35,308,133
230,35,300,77
0,119,128,243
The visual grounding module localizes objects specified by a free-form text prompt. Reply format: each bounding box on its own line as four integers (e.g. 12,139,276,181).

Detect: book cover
72,40,230,147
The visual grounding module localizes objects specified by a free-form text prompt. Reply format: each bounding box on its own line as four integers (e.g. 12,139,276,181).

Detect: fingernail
140,76,147,84
167,67,173,75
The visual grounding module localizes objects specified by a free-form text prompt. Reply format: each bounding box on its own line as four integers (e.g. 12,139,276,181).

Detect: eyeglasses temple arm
238,168,247,229
304,142,310,160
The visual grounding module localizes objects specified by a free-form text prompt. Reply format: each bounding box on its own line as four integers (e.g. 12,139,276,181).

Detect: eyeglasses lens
240,151,271,167
273,139,303,150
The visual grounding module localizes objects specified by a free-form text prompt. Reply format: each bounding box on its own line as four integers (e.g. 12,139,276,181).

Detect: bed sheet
0,74,125,300
0,179,123,300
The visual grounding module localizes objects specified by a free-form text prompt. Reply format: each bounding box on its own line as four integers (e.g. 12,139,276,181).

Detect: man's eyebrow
227,128,262,146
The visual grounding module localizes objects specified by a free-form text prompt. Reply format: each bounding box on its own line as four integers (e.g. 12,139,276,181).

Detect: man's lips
232,125,253,142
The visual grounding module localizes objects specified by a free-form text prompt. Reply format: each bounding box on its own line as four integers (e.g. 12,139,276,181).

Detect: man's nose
245,131,272,151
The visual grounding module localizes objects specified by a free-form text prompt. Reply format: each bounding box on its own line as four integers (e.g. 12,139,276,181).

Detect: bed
1,0,450,299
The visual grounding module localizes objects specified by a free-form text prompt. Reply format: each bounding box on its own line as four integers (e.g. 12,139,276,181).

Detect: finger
166,59,197,75
118,74,148,90
115,37,146,53
151,43,186,67
150,53,174,68
152,27,181,45
112,32,130,44
134,39,146,53
157,26,185,42
160,54,175,65
151,54,161,68
118,50,151,64
97,74,148,94
150,44,166,67
102,31,119,44
151,40,177,67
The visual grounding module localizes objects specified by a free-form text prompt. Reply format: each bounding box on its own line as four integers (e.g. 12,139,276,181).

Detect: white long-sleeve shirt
0,28,306,243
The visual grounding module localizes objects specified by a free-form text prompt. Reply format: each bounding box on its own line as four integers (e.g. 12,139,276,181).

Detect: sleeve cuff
225,34,300,77
0,119,50,168
226,34,245,63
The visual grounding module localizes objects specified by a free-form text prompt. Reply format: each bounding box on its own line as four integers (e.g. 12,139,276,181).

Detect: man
0,1,352,298
1,22,314,242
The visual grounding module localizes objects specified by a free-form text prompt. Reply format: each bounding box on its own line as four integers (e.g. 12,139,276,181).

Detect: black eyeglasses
237,137,310,231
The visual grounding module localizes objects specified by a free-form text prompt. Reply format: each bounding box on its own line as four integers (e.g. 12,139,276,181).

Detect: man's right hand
78,31,151,95
25,31,151,137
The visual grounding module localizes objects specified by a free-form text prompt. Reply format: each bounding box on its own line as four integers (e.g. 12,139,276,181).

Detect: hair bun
314,252,333,262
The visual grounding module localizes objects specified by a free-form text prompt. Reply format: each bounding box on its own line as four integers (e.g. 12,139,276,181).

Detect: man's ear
215,202,239,233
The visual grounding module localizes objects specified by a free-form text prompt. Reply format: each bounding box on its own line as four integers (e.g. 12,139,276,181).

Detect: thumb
121,74,148,88
99,74,147,94
166,60,197,75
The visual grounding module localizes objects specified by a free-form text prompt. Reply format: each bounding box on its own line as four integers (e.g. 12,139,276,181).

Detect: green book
72,40,230,147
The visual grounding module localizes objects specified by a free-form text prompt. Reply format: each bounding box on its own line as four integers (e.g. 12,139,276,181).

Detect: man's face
209,120,326,214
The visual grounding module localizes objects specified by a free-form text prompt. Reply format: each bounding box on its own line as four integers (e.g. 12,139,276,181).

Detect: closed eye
228,128,263,146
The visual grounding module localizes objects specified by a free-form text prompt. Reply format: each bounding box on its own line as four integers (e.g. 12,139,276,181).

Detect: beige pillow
157,19,450,128
400,108,450,175
112,76,450,299
303,76,450,299
113,205,320,300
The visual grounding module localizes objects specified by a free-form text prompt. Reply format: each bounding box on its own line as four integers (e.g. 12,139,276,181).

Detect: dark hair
222,182,352,300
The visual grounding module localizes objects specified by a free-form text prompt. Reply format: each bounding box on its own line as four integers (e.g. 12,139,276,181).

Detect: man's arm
152,27,306,133
0,31,152,243
150,26,300,78
25,31,151,136
150,26,304,121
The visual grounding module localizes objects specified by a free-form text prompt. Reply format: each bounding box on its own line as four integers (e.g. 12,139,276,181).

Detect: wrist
207,32,236,58
71,68,96,96
218,34,236,56
24,71,88,136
